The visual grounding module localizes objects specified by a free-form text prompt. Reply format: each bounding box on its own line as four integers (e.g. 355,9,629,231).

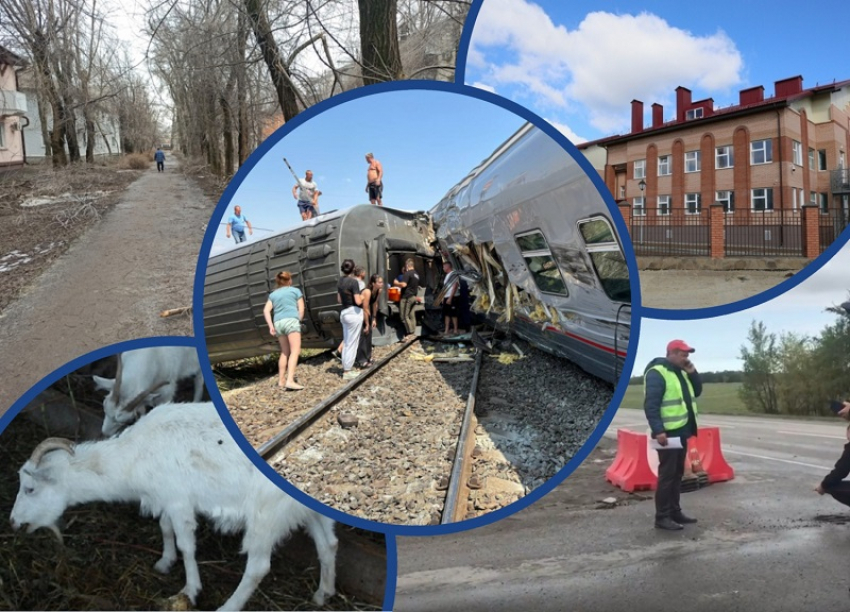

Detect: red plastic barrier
687,427,734,483
605,429,657,492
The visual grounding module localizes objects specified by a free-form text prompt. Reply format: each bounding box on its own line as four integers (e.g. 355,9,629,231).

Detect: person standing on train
263,271,305,390
292,169,321,220
365,153,383,206
393,258,419,340
356,274,384,368
337,259,364,380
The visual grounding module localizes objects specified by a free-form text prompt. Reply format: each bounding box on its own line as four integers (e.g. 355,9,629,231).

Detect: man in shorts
365,153,383,206
292,169,321,220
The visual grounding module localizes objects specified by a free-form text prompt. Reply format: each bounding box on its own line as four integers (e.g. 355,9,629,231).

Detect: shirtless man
365,153,383,206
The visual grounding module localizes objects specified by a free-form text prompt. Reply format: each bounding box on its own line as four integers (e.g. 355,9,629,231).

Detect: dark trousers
157,161,164,172
400,296,417,335
655,447,687,520
356,318,373,365
826,482,850,507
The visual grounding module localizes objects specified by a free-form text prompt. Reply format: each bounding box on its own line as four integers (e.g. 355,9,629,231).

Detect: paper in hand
651,436,683,450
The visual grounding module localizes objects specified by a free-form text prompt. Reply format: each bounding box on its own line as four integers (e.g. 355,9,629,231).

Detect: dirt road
0,163,213,415
640,269,795,309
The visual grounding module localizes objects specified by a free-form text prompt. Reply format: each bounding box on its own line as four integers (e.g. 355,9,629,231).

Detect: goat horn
122,380,168,415
113,353,123,402
30,438,76,466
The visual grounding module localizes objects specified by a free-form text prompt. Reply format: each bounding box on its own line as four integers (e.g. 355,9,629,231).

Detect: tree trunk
32,33,68,167
84,106,96,162
236,11,250,166
358,0,403,85
243,0,300,121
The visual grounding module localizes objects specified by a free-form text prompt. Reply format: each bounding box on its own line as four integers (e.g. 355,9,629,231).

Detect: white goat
93,347,204,436
10,402,338,611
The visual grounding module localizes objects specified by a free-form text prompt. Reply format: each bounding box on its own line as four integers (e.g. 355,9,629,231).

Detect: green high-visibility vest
645,364,698,431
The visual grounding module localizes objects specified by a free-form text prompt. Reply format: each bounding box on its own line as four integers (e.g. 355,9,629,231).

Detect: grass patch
622,382,753,416
117,153,150,170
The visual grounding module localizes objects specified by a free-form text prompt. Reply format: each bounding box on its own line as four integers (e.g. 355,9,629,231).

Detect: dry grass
0,368,384,611
118,153,151,170
0,161,140,313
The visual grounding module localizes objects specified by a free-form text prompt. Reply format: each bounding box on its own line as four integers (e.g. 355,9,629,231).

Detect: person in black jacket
816,423,850,506
644,339,703,531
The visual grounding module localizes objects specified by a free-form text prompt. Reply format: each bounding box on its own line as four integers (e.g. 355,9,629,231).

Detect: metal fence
724,209,803,257
627,210,710,256
818,208,850,254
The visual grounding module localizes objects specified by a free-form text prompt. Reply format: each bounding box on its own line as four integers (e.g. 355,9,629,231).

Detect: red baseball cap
667,339,695,353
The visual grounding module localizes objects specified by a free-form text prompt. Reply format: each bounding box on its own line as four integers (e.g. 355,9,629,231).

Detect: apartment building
582,76,850,257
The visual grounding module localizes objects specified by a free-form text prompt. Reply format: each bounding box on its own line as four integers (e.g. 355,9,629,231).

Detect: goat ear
92,375,115,392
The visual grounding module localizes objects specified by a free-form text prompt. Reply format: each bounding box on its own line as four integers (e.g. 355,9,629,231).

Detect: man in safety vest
644,339,702,530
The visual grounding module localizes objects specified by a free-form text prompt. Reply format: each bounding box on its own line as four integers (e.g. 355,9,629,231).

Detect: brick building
580,76,850,258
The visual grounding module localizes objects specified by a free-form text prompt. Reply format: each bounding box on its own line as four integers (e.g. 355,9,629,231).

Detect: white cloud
546,119,586,145
471,0,744,135
470,81,497,94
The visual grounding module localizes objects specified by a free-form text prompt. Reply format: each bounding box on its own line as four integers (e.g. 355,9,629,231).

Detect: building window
657,195,671,216
619,185,625,199
751,139,773,165
686,108,704,120
685,151,701,173
792,141,803,166
633,197,646,216
752,188,774,211
819,192,829,212
716,190,735,213
818,149,827,170
515,230,569,296
634,159,645,179
810,191,817,207
791,187,801,210
0,121,5,148
658,155,671,176
809,148,815,170
685,193,701,215
716,145,734,169
577,218,630,303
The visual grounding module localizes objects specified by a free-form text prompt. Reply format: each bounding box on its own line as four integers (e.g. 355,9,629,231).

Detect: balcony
831,168,850,195
0,89,27,116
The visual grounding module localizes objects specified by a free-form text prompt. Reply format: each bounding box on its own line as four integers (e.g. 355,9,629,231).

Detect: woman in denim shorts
263,271,305,390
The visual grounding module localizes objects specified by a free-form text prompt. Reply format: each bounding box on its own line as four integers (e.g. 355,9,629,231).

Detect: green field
622,382,751,415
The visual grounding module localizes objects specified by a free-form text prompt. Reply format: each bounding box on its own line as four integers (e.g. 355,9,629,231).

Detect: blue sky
209,89,526,255
632,244,850,375
466,0,850,144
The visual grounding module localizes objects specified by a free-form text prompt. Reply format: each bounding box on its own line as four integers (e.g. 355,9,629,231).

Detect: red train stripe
516,315,628,358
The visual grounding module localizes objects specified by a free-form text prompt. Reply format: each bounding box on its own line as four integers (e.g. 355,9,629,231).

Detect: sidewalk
0,162,214,415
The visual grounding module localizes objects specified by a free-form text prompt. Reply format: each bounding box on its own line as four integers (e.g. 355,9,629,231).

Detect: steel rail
258,336,419,461
441,349,483,524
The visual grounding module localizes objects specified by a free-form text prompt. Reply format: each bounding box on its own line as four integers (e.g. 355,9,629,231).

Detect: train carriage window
577,218,630,303
514,231,568,296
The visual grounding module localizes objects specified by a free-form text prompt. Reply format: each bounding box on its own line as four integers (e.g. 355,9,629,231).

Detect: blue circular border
0,335,398,611
191,78,642,542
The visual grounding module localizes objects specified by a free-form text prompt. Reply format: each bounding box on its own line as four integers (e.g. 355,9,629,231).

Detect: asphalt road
395,409,850,612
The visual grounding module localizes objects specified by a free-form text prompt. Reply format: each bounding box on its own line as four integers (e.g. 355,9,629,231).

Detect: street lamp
638,179,646,193
637,179,647,248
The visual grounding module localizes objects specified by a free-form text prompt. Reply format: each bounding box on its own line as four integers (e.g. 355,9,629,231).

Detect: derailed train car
204,205,438,363
204,123,631,384
431,123,631,383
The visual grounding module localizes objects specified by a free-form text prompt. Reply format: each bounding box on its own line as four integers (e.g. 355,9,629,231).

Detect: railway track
259,338,483,526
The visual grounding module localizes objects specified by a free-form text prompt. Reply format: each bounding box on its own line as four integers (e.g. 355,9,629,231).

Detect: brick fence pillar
801,204,820,258
709,203,725,258
617,201,632,238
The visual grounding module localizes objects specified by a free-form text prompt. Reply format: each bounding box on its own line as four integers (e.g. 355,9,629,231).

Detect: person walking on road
643,339,702,531
154,147,166,172
292,170,321,220
816,422,850,506
365,153,383,206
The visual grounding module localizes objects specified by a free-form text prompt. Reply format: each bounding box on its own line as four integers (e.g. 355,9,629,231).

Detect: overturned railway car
431,123,631,383
204,205,436,363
